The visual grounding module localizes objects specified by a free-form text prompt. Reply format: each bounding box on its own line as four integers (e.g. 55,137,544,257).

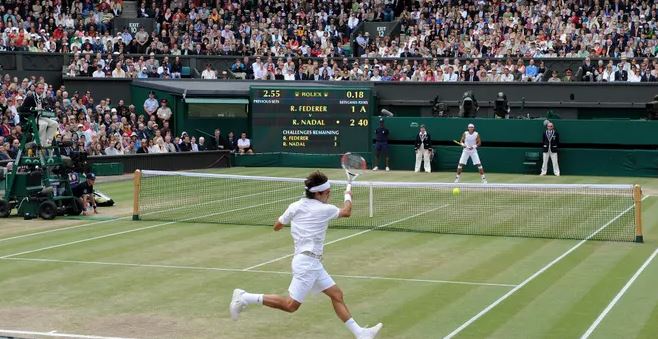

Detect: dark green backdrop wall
373,117,658,177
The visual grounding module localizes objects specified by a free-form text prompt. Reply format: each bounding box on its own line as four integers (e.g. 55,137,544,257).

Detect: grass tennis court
0,167,657,339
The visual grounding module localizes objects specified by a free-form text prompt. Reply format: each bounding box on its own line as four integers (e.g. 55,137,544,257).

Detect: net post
634,184,643,243
132,169,142,221
369,183,374,218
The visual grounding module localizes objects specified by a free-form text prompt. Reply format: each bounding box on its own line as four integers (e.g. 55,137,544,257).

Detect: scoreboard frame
250,86,373,154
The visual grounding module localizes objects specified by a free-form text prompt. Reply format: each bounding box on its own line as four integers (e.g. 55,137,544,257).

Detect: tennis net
133,170,644,242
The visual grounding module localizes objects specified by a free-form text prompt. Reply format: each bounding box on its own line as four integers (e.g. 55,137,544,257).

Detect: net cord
140,170,634,191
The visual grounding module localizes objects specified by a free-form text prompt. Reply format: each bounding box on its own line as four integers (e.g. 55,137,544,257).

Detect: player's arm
338,190,352,218
476,134,482,148
273,220,285,231
274,205,293,231
460,133,466,147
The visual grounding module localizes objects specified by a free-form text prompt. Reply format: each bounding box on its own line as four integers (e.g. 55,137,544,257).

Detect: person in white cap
230,171,383,339
455,123,487,183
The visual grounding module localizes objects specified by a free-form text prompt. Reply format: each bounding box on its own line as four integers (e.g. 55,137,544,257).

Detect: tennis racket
340,152,366,191
452,139,464,147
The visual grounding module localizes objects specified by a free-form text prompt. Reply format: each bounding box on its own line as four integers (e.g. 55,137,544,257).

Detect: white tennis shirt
463,131,479,150
278,198,340,256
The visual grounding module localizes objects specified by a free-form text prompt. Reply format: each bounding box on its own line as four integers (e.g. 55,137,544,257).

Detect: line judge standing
541,121,560,176
372,118,390,171
414,124,432,173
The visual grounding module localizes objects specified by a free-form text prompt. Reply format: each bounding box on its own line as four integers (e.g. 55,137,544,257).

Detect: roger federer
230,171,383,339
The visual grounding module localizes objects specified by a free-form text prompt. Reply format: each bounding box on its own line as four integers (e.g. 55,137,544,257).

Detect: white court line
0,196,298,259
242,204,451,271
0,329,137,339
580,247,658,339
0,257,515,288
0,185,298,244
443,197,647,339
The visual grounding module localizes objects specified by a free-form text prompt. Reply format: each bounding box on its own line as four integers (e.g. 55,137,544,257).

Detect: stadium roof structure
132,79,374,97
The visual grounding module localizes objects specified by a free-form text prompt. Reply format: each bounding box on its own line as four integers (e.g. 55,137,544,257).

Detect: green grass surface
0,168,657,339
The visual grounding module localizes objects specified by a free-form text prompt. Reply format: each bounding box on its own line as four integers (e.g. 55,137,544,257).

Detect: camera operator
494,92,510,119
19,83,58,147
459,91,479,118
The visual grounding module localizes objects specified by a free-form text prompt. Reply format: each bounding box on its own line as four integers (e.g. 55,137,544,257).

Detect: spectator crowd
0,73,253,160
1,0,656,82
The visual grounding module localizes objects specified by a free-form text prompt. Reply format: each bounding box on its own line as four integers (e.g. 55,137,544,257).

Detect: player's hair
305,170,329,199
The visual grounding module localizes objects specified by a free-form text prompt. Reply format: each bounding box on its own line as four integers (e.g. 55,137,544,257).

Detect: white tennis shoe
372,166,379,171
230,288,246,321
358,323,383,339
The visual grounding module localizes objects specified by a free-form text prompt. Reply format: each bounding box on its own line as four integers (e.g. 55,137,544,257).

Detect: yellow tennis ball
452,187,460,196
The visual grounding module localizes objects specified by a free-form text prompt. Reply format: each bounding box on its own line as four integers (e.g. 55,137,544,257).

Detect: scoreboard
250,87,372,154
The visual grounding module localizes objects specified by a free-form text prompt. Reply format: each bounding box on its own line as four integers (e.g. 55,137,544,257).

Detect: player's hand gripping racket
341,152,367,192
452,139,465,147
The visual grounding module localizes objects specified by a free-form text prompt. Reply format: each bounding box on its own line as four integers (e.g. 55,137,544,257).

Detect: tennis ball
452,187,460,196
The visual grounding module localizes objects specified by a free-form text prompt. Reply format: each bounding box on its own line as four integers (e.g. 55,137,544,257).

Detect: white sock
242,292,263,305
345,318,362,336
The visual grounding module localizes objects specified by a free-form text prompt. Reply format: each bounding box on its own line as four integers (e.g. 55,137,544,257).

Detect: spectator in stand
0,144,11,160
547,71,561,82
201,64,217,79
226,131,237,152
209,128,227,150
198,137,207,151
137,139,149,153
92,65,106,78
164,135,177,153
237,132,253,154
171,57,183,79
143,91,158,117
156,99,172,122
179,134,192,152
111,62,126,78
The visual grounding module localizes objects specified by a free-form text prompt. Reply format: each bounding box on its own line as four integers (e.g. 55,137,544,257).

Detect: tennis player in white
455,123,487,183
230,171,383,339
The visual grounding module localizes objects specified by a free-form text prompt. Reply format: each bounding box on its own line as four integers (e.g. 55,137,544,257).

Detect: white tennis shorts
459,149,481,165
288,254,335,303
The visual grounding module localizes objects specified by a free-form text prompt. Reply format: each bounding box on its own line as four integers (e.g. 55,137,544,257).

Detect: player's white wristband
344,194,352,202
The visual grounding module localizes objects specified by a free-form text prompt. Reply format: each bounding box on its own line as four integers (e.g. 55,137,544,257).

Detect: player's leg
262,294,301,313
540,152,549,175
318,269,382,338
550,151,560,176
472,152,487,183
455,150,468,182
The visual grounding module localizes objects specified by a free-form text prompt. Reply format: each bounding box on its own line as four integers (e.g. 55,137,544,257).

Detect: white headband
468,124,475,128
307,182,331,193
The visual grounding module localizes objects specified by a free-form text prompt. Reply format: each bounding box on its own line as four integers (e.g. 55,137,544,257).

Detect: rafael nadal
230,171,383,339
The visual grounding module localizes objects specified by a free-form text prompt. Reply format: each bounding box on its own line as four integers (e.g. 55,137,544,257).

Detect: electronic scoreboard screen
251,87,372,154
